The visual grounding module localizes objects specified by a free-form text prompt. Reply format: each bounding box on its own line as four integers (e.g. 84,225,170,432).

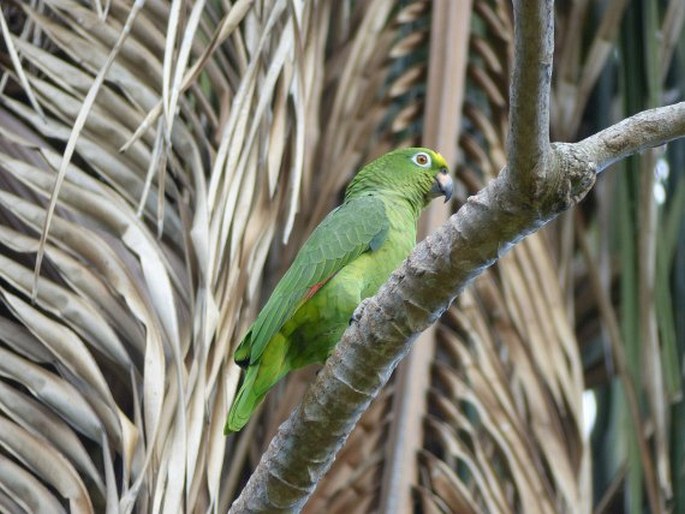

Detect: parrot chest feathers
349,203,418,295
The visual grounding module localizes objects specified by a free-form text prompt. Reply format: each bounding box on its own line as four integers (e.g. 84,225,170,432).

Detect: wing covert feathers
236,195,388,364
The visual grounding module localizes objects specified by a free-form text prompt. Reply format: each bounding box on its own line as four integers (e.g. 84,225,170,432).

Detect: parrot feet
349,298,372,325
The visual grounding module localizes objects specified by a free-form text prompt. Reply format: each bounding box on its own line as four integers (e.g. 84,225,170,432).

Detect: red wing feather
303,275,334,302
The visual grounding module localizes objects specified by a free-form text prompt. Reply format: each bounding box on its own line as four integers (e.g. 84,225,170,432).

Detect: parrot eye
412,152,431,167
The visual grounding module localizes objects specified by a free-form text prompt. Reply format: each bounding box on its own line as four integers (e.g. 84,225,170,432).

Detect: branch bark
508,0,554,187
228,99,685,512
563,103,685,172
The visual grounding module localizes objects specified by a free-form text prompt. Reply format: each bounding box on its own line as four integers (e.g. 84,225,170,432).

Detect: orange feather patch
303,276,334,302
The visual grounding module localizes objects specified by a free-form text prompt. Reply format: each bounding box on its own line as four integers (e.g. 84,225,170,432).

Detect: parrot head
345,147,453,208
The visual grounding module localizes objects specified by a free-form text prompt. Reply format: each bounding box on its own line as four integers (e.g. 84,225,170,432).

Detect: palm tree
0,1,682,513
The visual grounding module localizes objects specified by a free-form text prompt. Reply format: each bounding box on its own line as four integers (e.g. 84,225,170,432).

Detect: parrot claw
349,298,372,325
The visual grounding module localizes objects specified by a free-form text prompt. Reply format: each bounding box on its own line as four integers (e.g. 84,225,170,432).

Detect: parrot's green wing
235,194,389,365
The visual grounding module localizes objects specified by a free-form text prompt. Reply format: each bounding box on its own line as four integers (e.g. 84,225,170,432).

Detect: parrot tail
225,334,289,433
224,366,262,433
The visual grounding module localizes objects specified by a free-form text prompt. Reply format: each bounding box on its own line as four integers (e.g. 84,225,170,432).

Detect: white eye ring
412,152,431,167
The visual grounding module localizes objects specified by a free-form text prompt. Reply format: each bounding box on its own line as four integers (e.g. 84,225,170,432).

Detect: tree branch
508,0,554,187
228,99,685,513
560,102,685,173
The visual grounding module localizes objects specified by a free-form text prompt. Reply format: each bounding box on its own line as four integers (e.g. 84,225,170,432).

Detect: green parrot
225,147,453,433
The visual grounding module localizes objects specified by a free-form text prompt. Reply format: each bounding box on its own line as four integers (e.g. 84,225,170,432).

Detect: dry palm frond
0,0,391,511
1,0,466,511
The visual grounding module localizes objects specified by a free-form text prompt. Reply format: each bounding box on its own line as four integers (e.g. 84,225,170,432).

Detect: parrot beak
430,168,453,203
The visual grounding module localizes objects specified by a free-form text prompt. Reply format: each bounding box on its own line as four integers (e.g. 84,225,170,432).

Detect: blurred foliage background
0,0,683,513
